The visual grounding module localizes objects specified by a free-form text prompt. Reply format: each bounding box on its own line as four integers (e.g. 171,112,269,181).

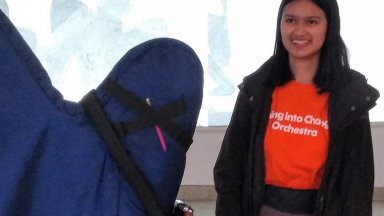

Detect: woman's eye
308,20,317,24
286,19,294,23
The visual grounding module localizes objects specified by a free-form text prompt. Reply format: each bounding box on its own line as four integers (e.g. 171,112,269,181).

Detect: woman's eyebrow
283,14,323,19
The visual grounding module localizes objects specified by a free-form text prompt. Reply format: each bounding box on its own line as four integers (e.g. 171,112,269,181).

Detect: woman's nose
293,23,307,36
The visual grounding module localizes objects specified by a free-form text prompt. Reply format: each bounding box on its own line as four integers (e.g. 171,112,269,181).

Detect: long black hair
270,0,351,93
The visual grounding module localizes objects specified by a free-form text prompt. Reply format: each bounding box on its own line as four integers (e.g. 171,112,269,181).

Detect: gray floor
186,200,384,216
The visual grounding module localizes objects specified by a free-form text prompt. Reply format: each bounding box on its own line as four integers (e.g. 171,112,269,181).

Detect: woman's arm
214,91,253,216
338,114,374,215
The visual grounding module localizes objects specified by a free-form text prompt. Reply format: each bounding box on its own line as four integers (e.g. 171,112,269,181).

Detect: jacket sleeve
338,114,374,216
213,90,253,216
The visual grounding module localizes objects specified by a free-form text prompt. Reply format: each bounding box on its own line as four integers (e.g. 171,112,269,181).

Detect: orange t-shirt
264,81,329,190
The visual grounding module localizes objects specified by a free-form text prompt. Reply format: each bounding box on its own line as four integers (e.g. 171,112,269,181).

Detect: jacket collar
328,71,379,131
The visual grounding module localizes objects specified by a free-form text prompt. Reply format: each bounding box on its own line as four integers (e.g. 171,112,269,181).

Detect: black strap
101,79,193,152
80,91,165,216
263,185,317,214
114,100,187,136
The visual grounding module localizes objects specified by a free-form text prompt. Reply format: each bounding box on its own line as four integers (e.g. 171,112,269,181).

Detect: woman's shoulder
240,56,276,92
332,69,380,118
349,69,367,83
345,69,379,96
244,56,275,83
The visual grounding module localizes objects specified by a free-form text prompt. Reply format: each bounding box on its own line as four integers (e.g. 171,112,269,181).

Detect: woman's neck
289,55,320,85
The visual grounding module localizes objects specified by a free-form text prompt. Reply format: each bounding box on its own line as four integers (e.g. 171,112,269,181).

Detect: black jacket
214,57,380,216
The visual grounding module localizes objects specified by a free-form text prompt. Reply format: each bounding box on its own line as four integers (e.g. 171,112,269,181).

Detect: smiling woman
214,0,380,216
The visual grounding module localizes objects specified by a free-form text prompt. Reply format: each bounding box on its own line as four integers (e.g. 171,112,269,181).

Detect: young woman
214,0,380,215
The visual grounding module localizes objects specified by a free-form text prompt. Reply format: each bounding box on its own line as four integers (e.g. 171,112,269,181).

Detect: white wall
182,123,384,187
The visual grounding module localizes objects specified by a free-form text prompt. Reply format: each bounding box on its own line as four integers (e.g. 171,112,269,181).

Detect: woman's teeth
293,40,308,45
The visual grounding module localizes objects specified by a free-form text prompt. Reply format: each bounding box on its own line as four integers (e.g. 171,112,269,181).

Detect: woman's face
280,0,328,61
